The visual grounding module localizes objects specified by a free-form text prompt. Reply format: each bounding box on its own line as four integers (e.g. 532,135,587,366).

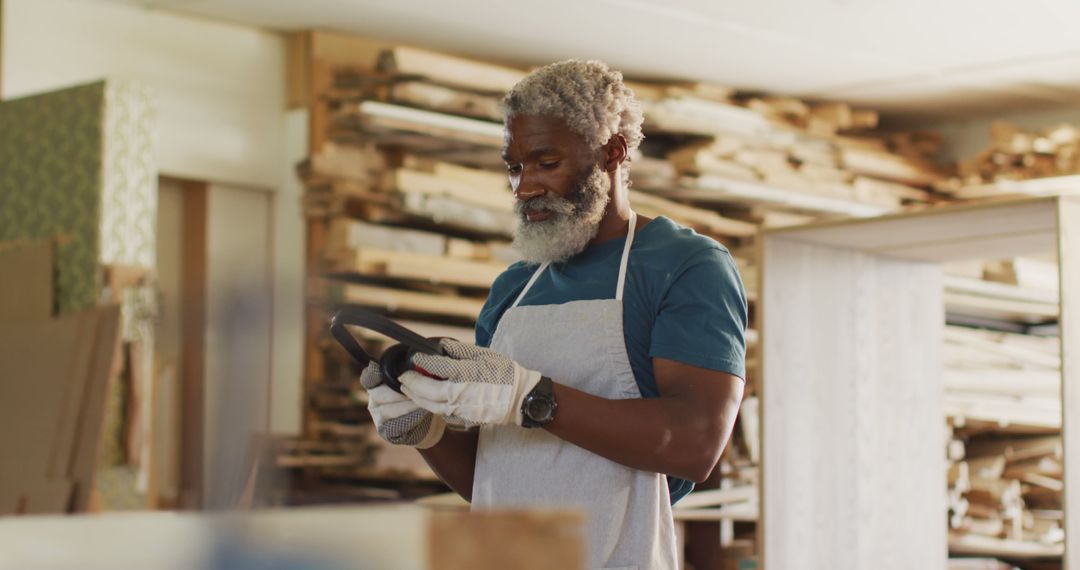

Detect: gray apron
474,212,678,570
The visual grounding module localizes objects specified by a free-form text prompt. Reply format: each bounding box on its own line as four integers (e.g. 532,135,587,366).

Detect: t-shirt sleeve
649,247,747,379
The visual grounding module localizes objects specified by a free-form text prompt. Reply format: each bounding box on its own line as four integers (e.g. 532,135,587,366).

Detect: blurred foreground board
0,505,584,570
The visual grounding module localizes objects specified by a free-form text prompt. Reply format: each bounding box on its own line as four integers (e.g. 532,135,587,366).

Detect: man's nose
514,175,545,201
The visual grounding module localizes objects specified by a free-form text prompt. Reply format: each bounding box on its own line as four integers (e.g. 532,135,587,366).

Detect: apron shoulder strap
615,211,637,302
511,262,550,309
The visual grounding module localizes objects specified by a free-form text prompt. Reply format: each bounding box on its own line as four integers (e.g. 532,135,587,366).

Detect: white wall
1,0,305,435
3,0,285,188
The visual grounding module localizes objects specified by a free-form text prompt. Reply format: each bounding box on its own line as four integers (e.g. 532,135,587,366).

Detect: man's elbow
682,450,722,483
674,432,728,483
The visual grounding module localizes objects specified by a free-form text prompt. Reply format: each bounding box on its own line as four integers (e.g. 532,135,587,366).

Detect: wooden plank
431,161,510,191
378,45,525,94
761,236,945,569
643,96,788,140
50,312,100,481
0,311,91,512
853,176,931,202
945,291,1059,323
68,306,122,512
308,142,386,184
629,190,757,238
325,280,485,321
666,145,759,180
389,81,503,121
675,486,756,509
348,101,504,147
668,175,890,217
400,192,516,237
330,248,505,289
840,147,943,187
328,219,447,256
392,168,513,212
949,533,1063,559
0,239,53,319
1058,197,1080,570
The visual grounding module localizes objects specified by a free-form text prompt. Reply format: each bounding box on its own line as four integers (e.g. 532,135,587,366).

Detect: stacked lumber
947,433,1064,559
634,91,945,219
289,46,534,502
943,264,1064,560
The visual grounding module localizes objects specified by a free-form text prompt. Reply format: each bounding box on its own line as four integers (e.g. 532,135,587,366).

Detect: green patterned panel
0,82,106,313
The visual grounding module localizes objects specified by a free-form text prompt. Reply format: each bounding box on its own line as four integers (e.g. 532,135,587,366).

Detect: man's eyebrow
502,147,561,162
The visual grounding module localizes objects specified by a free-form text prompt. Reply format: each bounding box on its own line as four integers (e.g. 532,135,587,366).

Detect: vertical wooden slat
179,180,208,509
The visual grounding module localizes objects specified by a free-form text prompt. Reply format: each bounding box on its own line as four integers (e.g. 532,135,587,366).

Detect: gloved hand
359,362,446,448
399,339,543,427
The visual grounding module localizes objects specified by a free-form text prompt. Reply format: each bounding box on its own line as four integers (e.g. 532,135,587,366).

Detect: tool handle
329,309,447,393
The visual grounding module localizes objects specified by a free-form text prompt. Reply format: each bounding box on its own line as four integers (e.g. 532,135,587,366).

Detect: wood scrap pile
947,122,1080,190
947,433,1064,560
936,121,1080,204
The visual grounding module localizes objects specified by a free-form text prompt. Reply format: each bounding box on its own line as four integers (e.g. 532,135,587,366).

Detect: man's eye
507,165,522,175
540,161,560,169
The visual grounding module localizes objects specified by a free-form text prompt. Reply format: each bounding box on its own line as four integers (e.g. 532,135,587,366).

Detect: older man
360,60,746,569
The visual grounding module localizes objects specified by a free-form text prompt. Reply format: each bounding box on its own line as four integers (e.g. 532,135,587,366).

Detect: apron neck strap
614,210,637,302
510,211,638,308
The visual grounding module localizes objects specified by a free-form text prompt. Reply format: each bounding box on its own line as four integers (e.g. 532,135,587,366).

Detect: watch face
526,397,552,421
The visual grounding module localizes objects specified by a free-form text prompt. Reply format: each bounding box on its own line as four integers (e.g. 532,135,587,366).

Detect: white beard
512,165,611,265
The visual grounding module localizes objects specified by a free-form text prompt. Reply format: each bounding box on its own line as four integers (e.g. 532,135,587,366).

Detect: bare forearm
544,382,741,482
418,428,479,501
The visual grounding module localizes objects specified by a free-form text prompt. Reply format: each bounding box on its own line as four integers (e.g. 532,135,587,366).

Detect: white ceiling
88,0,1080,119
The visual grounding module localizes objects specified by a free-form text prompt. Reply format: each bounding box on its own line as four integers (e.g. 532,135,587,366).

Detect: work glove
359,362,446,448
398,339,543,427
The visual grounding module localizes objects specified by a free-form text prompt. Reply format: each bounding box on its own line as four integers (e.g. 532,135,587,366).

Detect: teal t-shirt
475,216,748,504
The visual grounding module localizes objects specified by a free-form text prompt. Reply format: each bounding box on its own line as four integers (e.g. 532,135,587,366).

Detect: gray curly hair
503,60,644,184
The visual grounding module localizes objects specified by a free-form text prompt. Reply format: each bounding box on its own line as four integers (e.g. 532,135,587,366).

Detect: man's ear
602,134,628,173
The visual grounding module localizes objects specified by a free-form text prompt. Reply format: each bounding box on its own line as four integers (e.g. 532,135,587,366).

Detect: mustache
515,194,575,218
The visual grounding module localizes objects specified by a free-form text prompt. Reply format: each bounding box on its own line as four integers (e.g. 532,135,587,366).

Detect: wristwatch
520,376,557,428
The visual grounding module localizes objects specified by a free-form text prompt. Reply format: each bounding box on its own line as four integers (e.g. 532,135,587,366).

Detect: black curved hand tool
329,308,445,393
